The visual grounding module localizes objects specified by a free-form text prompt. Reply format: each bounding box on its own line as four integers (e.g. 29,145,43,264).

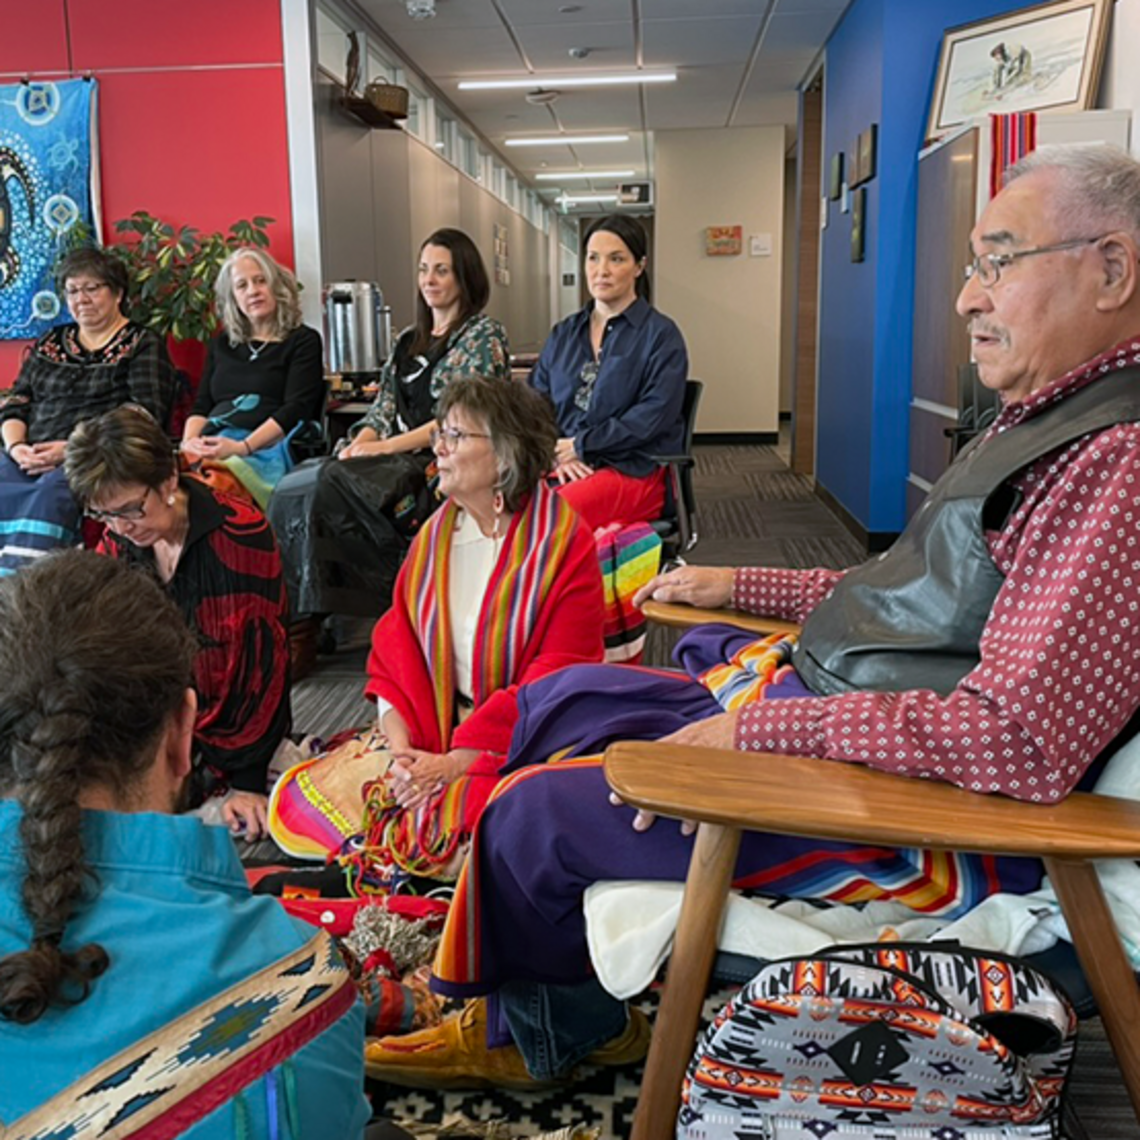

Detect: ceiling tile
762,10,847,52
373,25,521,76
515,21,636,71
774,0,851,13
359,0,501,31
551,87,644,130
496,0,627,26
643,65,743,130
642,16,763,67
641,0,773,17
748,57,816,93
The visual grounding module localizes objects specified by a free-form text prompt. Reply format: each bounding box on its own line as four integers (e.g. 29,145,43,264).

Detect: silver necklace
248,340,268,361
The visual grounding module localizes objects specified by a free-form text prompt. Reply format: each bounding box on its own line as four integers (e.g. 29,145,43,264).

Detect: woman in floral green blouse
340,229,508,458
268,228,509,618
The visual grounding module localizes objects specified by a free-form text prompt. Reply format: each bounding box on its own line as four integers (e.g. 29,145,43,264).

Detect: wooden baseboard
813,481,898,554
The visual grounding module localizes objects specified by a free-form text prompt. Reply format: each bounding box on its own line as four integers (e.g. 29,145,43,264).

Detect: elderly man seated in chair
365,143,1140,1092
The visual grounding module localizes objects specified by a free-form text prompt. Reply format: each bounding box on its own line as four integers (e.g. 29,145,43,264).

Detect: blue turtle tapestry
0,78,101,340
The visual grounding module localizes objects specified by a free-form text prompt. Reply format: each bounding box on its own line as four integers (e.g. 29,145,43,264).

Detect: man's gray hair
1005,144,1140,244
214,246,304,346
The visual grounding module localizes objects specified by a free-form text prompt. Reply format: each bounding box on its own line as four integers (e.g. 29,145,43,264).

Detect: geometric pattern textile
4,931,355,1140
0,78,100,340
680,944,1076,1139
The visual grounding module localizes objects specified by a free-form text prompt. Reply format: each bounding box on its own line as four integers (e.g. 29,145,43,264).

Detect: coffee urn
323,281,392,385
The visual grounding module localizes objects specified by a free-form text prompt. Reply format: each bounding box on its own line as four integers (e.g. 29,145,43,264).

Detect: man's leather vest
793,366,1140,696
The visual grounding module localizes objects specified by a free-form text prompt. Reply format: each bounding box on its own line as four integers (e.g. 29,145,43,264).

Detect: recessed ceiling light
460,72,675,91
505,134,630,147
535,170,635,181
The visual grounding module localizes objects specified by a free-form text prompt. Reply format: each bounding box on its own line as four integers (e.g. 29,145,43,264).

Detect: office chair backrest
653,378,703,560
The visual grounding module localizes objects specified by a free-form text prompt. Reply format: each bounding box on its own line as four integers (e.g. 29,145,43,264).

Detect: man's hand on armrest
633,565,735,610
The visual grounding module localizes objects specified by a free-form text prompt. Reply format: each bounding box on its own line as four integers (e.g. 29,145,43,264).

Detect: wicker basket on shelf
363,81,409,119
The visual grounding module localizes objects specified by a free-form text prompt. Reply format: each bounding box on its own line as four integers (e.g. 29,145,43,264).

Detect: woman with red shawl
269,377,604,888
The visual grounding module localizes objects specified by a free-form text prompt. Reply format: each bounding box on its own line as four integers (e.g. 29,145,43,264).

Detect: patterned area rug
368,982,684,1137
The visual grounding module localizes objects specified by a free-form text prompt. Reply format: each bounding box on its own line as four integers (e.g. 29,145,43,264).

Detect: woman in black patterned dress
65,405,290,841
0,248,175,574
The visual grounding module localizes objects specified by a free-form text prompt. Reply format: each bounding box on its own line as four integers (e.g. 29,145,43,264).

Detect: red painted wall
0,0,295,382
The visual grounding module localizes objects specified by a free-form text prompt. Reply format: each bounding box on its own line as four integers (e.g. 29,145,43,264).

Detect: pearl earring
167,494,176,506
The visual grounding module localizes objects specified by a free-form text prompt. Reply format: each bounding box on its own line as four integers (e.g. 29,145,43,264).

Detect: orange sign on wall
705,225,743,256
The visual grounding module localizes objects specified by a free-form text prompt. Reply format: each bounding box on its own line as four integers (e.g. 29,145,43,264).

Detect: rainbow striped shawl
400,481,578,751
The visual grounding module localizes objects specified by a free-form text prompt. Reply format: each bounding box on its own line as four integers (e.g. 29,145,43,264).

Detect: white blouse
376,508,504,732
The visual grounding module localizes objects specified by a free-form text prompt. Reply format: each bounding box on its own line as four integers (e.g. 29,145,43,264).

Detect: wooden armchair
608,601,1140,1140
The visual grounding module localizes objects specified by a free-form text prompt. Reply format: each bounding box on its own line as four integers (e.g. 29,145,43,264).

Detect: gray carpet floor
292,440,1135,1138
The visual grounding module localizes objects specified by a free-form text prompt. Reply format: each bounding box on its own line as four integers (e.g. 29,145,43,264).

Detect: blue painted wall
815,0,1032,535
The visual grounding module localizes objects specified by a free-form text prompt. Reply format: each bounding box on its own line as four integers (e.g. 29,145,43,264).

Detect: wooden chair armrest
604,740,1140,861
641,599,801,637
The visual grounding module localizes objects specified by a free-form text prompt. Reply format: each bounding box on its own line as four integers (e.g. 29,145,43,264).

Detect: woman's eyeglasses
430,424,491,450
85,487,153,523
64,282,110,299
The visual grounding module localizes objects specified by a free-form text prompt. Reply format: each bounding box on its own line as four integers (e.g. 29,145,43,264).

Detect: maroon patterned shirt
733,337,1140,804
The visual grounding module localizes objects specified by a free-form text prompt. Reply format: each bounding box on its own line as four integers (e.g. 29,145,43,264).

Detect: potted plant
109,211,275,381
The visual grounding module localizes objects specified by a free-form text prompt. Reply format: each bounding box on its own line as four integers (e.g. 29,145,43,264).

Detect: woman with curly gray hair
180,247,323,506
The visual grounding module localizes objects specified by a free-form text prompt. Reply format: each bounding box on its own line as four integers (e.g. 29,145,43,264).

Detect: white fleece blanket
585,735,1140,1000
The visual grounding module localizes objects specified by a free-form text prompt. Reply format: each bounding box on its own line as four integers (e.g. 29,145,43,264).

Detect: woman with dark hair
66,405,291,840
181,246,324,506
0,551,369,1137
531,214,688,529
269,377,603,888
269,228,509,618
0,247,175,574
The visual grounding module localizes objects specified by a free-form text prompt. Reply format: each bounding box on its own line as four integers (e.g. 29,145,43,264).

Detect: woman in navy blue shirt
531,215,688,529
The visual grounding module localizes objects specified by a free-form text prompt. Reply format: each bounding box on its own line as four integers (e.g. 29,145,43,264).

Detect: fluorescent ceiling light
558,193,620,204
535,170,635,181
461,72,676,91
505,134,629,147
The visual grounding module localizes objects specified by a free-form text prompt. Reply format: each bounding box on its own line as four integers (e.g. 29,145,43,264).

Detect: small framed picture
829,153,844,200
858,125,877,183
850,136,863,186
850,186,866,263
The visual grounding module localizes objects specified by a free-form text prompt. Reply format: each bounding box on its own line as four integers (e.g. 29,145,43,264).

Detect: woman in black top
268,228,508,619
181,247,323,506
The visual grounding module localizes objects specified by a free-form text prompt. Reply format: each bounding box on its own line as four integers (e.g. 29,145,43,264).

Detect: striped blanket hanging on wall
989,111,1037,201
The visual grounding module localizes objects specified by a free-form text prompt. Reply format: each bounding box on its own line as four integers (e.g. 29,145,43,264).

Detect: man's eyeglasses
963,236,1105,288
430,424,491,450
85,487,153,523
64,282,110,299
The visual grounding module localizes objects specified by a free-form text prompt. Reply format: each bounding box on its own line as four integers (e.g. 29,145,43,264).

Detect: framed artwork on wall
850,186,866,263
829,152,844,200
850,135,863,186
925,0,1112,142
858,124,877,183
705,225,743,256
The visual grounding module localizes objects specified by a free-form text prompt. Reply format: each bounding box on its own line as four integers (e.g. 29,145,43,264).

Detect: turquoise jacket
0,801,371,1138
